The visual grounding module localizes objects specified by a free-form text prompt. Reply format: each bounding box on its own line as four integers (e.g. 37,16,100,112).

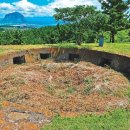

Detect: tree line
0,0,130,45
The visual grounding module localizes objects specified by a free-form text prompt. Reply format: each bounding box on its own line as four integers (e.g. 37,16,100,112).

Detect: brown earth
0,60,130,129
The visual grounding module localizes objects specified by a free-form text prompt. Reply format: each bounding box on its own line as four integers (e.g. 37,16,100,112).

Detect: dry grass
0,45,45,55
0,61,129,116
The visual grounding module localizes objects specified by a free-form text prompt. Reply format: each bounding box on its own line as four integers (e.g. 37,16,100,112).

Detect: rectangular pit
40,53,51,59
69,54,80,61
13,55,26,64
99,58,112,67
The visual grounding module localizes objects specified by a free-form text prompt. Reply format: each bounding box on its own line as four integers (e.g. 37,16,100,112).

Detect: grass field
42,109,130,130
53,43,130,57
82,43,130,57
0,45,44,55
0,43,130,57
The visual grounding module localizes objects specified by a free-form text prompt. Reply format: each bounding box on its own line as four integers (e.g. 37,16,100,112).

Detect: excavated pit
69,54,80,61
99,58,112,67
13,55,26,64
40,53,51,60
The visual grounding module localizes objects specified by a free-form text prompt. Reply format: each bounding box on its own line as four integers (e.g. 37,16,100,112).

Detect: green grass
0,43,130,57
52,42,130,57
42,109,130,130
81,43,130,57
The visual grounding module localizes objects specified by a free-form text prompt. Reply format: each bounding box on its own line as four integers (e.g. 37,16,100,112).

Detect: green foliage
54,5,109,45
67,87,76,94
104,29,130,43
42,109,130,130
12,31,23,45
0,26,96,45
0,4,129,45
98,0,130,43
0,28,4,32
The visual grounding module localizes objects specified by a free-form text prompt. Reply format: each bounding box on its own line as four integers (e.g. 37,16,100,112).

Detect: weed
59,93,69,99
83,86,93,95
83,77,95,95
12,79,25,86
126,87,130,99
46,84,55,95
67,87,76,94
103,77,111,82
84,76,94,84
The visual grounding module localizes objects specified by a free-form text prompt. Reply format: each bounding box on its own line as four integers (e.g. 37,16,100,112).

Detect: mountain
2,12,26,24
0,12,60,28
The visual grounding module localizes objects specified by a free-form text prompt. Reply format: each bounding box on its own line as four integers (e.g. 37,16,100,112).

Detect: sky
0,0,101,17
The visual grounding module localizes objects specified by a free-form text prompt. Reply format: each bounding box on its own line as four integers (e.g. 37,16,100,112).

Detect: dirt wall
0,48,130,73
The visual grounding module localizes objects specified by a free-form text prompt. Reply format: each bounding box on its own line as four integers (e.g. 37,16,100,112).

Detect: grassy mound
0,61,129,116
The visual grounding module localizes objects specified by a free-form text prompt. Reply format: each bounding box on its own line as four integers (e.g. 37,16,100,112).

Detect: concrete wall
0,48,130,73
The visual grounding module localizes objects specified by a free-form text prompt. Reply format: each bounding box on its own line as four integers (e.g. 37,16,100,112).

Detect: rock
28,112,46,124
7,112,29,123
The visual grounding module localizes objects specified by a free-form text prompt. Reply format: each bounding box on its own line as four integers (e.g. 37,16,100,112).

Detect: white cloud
49,0,97,8
0,3,14,10
46,0,100,15
0,2,14,9
13,0,37,11
0,0,100,17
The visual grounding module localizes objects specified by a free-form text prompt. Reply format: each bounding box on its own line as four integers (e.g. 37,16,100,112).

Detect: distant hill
0,12,59,28
2,12,26,24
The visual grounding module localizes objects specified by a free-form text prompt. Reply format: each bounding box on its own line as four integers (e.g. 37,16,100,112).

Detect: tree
54,5,96,45
12,31,23,45
84,11,109,42
98,0,130,43
0,31,12,45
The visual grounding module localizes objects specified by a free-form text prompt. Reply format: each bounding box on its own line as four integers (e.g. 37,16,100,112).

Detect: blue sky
0,0,101,17
0,0,54,5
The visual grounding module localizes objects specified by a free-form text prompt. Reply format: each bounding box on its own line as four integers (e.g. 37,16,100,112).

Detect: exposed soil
0,60,129,129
